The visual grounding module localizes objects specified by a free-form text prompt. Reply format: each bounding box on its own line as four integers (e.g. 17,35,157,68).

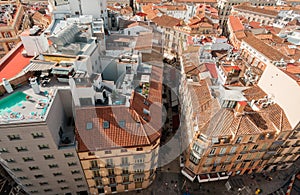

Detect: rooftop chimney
234,101,247,117
29,77,40,94
2,78,13,93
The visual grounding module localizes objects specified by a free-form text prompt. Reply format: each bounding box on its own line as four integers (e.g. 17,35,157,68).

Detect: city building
0,0,31,58
47,0,108,27
0,47,90,194
217,0,277,28
227,15,245,49
231,3,279,26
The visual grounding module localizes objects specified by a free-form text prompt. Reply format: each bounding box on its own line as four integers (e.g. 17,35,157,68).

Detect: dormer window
86,122,93,130
103,121,110,129
143,108,150,115
119,120,126,128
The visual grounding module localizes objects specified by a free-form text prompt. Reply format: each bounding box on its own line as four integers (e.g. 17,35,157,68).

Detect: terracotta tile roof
249,21,261,29
136,0,161,3
0,43,31,81
228,15,244,32
141,4,160,20
154,5,187,11
235,31,246,40
135,32,153,51
205,63,218,79
75,105,161,152
243,34,291,61
234,5,278,17
190,81,292,138
174,0,217,3
151,15,181,28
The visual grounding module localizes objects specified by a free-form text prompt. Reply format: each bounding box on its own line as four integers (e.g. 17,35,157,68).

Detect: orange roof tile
243,34,291,61
0,43,31,81
151,15,181,28
228,16,244,32
234,5,279,16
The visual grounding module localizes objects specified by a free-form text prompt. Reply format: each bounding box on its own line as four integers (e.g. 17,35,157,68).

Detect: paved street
120,155,300,195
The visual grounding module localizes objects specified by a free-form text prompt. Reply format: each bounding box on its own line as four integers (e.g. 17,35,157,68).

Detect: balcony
58,126,76,149
197,174,210,183
181,167,196,182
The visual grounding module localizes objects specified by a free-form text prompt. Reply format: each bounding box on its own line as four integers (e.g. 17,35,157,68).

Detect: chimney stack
234,101,247,117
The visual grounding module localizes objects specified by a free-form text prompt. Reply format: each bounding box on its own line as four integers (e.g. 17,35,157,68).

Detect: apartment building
69,51,163,194
0,53,89,195
0,0,31,58
217,0,277,27
227,15,245,49
48,0,108,27
179,54,296,184
231,4,278,26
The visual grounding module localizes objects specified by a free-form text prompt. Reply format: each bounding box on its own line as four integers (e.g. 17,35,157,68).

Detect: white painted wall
258,64,300,129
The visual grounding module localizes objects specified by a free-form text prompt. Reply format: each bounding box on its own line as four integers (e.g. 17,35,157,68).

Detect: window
135,158,144,164
12,168,22,172
93,170,101,178
229,146,237,154
0,148,9,153
109,177,116,184
18,176,28,180
119,120,126,128
71,170,80,174
252,145,258,150
61,187,69,190
95,179,103,187
86,122,93,130
44,189,52,192
121,149,127,153
5,158,15,163
209,148,216,155
136,147,143,151
34,174,44,179
57,179,66,183
64,152,74,158
29,166,39,171
74,178,83,182
88,152,95,156
134,168,144,173
23,157,34,162
237,155,243,160
44,155,54,160
108,168,115,176
103,121,110,129
236,137,242,144
143,108,150,115
68,162,77,166
77,184,85,188
259,134,265,140
31,133,44,139
90,160,98,168
106,159,113,166
123,175,129,183
8,135,21,141
38,144,49,150
53,172,62,176
189,153,200,165
122,157,129,165
248,136,254,142
49,164,58,168
122,167,129,174
105,150,112,154
134,177,144,182
16,146,28,152
25,184,33,187
39,182,48,186
30,190,38,193
219,147,226,155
